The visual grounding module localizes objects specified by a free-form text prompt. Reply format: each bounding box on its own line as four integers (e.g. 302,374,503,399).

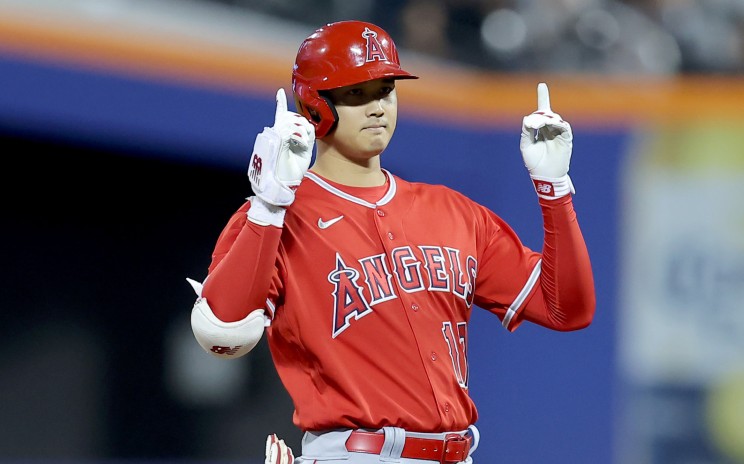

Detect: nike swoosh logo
317,215,344,229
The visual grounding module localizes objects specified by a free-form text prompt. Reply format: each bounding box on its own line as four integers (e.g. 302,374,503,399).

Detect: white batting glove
519,83,574,200
265,433,294,464
247,88,314,225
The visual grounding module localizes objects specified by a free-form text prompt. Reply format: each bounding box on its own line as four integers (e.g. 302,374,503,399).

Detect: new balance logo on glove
534,181,555,196
249,154,263,183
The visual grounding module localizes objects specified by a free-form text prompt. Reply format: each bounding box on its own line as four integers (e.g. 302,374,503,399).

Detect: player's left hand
265,433,294,464
519,83,574,200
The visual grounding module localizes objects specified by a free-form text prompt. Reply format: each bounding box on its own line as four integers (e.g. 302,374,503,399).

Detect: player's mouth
362,123,386,132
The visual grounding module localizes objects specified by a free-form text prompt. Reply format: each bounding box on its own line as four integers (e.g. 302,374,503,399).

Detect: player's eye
379,86,394,97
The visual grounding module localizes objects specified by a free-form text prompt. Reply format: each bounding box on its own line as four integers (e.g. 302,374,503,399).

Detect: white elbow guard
187,278,267,359
191,297,266,358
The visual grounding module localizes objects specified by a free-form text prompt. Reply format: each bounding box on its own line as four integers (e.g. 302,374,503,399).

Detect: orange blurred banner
2,9,743,129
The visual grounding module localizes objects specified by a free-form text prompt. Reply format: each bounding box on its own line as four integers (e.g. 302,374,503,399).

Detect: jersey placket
371,200,452,423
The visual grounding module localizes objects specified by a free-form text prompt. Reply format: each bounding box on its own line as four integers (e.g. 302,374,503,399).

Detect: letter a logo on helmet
362,27,387,62
292,21,418,138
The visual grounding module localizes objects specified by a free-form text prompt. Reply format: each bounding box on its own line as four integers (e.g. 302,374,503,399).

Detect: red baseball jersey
202,169,594,433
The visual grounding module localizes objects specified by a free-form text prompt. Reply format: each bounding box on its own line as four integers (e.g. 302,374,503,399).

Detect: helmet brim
313,66,419,91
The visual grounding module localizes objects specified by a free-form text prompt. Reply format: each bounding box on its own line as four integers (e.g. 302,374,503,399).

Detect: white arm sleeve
186,278,267,359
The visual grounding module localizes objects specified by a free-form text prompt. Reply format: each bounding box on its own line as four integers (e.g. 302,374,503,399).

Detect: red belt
346,430,472,463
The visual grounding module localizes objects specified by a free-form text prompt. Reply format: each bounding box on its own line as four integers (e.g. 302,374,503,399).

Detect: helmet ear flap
294,90,338,138
316,94,339,137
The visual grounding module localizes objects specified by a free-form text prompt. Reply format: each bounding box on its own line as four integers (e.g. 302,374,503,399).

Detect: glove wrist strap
530,174,574,200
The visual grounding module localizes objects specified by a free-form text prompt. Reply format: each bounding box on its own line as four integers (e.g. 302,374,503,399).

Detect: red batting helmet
292,20,419,138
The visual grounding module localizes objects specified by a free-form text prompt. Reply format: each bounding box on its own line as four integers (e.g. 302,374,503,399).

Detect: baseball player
187,20,595,464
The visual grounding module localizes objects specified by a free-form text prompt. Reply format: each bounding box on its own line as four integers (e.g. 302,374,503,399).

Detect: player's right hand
247,88,315,207
519,83,574,200
264,433,294,464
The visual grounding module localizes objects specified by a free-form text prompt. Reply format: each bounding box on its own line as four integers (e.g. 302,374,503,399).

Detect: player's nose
366,98,385,117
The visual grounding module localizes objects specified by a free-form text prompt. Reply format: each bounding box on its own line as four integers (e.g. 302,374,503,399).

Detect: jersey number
442,321,468,388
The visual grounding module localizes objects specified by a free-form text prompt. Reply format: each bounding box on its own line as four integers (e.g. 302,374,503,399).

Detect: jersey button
411,303,419,311
376,209,385,217
387,232,394,240
430,352,437,361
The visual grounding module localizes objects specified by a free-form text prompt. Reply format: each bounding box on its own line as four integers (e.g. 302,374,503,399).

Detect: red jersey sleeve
471,195,595,332
518,195,596,331
201,199,283,323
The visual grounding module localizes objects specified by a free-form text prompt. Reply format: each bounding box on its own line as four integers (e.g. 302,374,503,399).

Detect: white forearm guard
187,278,266,359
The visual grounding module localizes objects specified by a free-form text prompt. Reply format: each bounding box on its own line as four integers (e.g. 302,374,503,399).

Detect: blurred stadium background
2,0,743,463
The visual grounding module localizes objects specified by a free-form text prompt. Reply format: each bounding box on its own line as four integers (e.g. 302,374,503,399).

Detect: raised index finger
537,82,551,112
275,88,288,123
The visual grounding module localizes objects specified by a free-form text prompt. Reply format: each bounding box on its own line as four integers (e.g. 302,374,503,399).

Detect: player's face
324,78,398,159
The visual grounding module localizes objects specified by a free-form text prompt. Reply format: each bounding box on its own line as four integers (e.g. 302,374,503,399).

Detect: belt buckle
441,433,469,463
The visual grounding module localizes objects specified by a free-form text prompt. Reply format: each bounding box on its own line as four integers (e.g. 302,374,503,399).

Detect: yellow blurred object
706,369,744,462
